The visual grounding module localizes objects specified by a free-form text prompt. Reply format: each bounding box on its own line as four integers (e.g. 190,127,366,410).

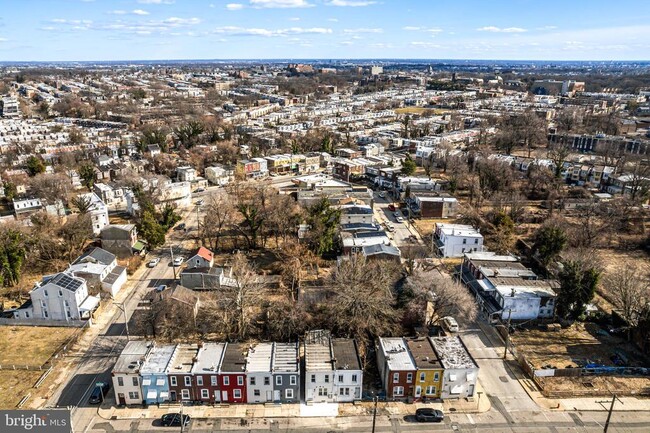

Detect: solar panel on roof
53,273,83,291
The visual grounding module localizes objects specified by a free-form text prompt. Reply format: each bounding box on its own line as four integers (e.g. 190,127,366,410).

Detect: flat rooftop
430,336,478,370
405,337,443,370
141,344,176,374
305,331,335,372
332,339,361,371
272,342,299,373
220,343,247,373
166,344,199,374
437,223,481,238
378,337,416,371
246,342,273,373
464,252,519,262
191,343,226,374
113,341,152,373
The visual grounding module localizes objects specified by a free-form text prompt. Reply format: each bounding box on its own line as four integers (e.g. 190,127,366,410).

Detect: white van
442,316,459,333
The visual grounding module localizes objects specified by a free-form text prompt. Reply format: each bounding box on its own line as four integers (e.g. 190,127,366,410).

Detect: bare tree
605,262,650,334
326,255,403,348
201,192,234,251
403,269,478,326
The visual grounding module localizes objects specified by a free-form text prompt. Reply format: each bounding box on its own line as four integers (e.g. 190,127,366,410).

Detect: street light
597,395,623,433
113,302,130,341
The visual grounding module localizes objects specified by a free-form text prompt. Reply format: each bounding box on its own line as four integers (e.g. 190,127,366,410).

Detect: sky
0,0,649,62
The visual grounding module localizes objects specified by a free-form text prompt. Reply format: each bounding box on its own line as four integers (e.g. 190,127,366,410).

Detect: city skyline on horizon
0,0,649,62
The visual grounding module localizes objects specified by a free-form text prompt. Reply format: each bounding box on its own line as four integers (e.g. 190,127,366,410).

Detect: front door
468,384,475,397
273,390,280,401
221,390,228,402
170,391,176,402
415,386,421,398
214,390,220,402
118,393,126,406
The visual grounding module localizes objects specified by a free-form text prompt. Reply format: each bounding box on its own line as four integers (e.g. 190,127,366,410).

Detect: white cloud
110,9,150,16
137,0,174,4
425,28,443,33
537,25,557,31
0,37,7,42
339,40,353,45
410,41,441,49
132,9,150,16
249,0,313,8
226,3,244,10
163,17,201,26
477,26,527,33
327,18,338,22
109,10,127,15
403,26,421,31
289,17,300,21
343,27,382,33
325,0,376,6
213,26,331,36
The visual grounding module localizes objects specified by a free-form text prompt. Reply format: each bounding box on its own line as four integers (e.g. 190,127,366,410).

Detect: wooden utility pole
371,395,378,433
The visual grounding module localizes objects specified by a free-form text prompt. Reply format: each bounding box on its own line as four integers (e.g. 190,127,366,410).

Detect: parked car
89,382,111,404
395,216,405,223
175,223,186,231
393,211,401,218
195,188,205,193
156,285,167,292
173,257,184,267
415,408,444,423
378,191,386,198
160,413,191,427
388,204,396,211
385,223,395,233
442,316,459,332
147,258,160,268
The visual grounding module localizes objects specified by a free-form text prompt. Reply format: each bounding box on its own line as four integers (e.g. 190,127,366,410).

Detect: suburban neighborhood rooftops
272,342,299,373
246,342,273,373
166,344,199,374
191,343,226,374
430,336,478,370
464,252,519,262
141,344,177,374
331,339,362,371
113,341,152,373
378,337,416,371
436,223,482,238
220,343,247,373
405,337,443,370
362,243,401,257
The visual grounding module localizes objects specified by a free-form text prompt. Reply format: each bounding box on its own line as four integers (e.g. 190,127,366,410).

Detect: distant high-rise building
370,66,383,76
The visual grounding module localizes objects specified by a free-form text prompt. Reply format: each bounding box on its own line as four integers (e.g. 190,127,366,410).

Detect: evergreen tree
401,154,417,176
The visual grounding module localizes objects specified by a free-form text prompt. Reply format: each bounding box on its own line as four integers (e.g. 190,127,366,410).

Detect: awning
142,378,151,386
159,392,169,400
146,390,157,400
450,385,463,394
79,295,101,312
132,241,146,252
156,378,166,386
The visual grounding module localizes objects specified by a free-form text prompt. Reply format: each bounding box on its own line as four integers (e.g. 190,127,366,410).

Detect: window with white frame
132,377,138,386
223,376,229,386
170,376,177,386
290,375,297,385
237,376,244,386
117,377,124,387
393,386,404,397
197,376,203,386
425,385,436,395
392,372,399,383
420,372,426,382
285,389,294,399
201,389,209,399
351,374,358,383
181,389,190,400
233,389,241,399
338,375,344,383
434,372,440,382
211,376,217,386
128,391,139,400
275,376,282,386
184,376,191,386
406,373,413,383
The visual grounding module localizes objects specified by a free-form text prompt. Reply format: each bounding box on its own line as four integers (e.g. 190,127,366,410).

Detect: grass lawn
0,370,42,409
0,326,78,367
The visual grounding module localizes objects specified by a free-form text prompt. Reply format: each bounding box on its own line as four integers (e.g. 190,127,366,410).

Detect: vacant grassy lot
0,370,42,409
510,322,646,370
0,326,78,367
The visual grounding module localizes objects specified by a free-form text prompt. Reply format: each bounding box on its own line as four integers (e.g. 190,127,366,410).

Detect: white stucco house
68,247,128,297
433,223,484,258
77,192,110,235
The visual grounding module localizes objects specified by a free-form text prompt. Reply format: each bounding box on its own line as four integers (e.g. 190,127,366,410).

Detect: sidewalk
99,386,491,421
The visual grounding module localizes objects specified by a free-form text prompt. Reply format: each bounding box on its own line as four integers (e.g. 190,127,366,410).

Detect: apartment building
433,223,484,258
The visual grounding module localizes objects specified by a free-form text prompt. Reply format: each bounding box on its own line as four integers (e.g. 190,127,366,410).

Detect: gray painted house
272,342,300,403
